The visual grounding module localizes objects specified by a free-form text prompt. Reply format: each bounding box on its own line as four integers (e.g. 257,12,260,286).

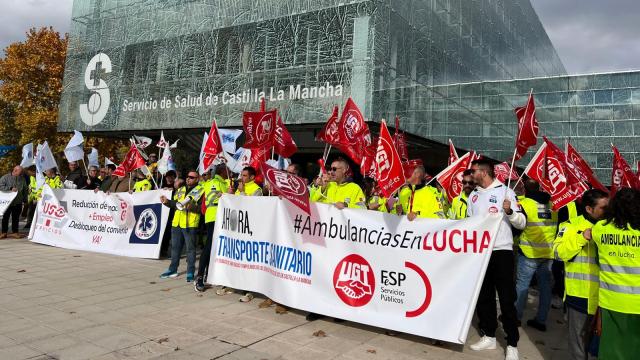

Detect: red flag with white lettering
335,98,372,164
203,120,223,156
448,139,459,166
524,139,588,210
243,109,277,149
261,163,310,214
273,116,298,158
435,152,473,203
566,143,608,193
316,106,341,145
121,143,146,173
611,145,639,196
375,121,406,198
494,162,519,184
112,164,126,177
514,93,539,161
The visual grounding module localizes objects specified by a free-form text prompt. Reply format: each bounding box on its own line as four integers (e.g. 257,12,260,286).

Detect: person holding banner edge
467,159,525,360
159,170,204,282
0,165,28,239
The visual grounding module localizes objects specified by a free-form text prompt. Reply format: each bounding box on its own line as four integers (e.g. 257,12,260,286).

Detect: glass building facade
58,0,637,183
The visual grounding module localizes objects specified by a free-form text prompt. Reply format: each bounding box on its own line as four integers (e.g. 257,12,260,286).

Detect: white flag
219,129,243,154
170,139,179,149
104,157,115,167
230,147,252,173
20,143,34,168
64,145,85,162
134,135,153,149
36,141,58,173
156,131,168,149
88,148,99,167
157,145,175,175
66,130,84,148
198,132,209,175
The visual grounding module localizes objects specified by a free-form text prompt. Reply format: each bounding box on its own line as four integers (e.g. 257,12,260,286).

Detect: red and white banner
243,109,277,149
210,195,503,344
375,121,406,198
30,186,171,258
566,143,608,193
261,163,310,214
514,93,539,161
494,162,519,184
436,152,474,203
524,139,588,210
611,145,639,196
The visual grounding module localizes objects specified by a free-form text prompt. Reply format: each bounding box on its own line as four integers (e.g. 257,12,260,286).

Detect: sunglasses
329,167,342,172
462,181,474,185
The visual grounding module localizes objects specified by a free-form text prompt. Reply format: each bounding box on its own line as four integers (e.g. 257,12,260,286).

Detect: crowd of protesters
1,150,638,360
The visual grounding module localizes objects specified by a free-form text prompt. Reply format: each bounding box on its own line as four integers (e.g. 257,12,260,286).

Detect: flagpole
128,172,132,191
80,158,89,176
146,165,159,190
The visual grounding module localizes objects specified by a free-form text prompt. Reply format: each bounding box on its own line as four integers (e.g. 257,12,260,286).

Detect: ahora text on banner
210,195,503,344
30,186,171,258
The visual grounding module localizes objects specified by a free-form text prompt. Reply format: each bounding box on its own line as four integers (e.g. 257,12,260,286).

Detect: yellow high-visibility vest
449,193,468,220
204,175,230,223
519,197,558,259
553,215,599,314
310,181,365,209
399,184,445,219
592,221,640,314
235,180,262,197
172,185,203,228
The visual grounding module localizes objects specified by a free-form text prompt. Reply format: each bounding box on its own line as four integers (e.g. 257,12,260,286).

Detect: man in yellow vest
515,179,559,332
44,168,63,190
159,170,204,282
397,165,445,220
553,189,608,360
586,188,640,360
448,169,474,219
195,165,229,292
311,157,365,209
133,169,153,192
216,166,262,302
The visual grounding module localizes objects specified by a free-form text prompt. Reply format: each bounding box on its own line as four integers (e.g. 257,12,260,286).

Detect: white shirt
467,179,526,251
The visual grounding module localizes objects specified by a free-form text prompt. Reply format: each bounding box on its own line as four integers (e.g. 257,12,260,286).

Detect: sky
0,0,638,75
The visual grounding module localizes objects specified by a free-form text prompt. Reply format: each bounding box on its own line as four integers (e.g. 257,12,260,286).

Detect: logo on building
333,254,375,307
129,204,161,244
80,53,112,126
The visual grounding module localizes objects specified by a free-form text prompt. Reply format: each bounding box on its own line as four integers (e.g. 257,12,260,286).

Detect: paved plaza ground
1,236,569,360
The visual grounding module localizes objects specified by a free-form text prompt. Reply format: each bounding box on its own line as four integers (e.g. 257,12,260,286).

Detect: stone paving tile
0,237,568,360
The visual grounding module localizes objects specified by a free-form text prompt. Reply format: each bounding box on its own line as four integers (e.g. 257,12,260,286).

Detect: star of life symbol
80,53,112,126
135,208,157,240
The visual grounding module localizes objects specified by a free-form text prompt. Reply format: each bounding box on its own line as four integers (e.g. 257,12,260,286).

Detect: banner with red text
210,195,502,344
29,186,171,258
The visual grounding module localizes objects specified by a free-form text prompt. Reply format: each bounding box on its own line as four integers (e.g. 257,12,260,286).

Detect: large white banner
210,196,504,344
30,186,171,258
0,191,18,216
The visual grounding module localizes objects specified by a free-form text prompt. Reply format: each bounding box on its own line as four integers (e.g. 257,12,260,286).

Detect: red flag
249,146,270,170
448,139,459,166
112,164,126,177
243,109,277,149
335,98,372,164
637,161,640,186
494,162,519,184
402,159,423,180
274,116,298,158
524,139,588,210
121,143,146,173
611,145,639,196
514,93,539,160
436,152,474,203
393,116,409,161
203,120,223,156
261,163,310,214
375,121,406,198
316,106,341,145
359,138,377,177
566,143,609,193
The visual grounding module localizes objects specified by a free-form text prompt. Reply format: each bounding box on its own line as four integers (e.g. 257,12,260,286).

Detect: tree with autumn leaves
0,27,125,174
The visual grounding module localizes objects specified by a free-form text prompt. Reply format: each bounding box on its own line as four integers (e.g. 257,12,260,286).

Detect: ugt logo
80,53,112,126
333,254,375,307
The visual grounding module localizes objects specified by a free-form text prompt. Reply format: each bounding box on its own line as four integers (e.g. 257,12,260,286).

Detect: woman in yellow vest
587,188,640,360
553,189,609,360
362,177,388,212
